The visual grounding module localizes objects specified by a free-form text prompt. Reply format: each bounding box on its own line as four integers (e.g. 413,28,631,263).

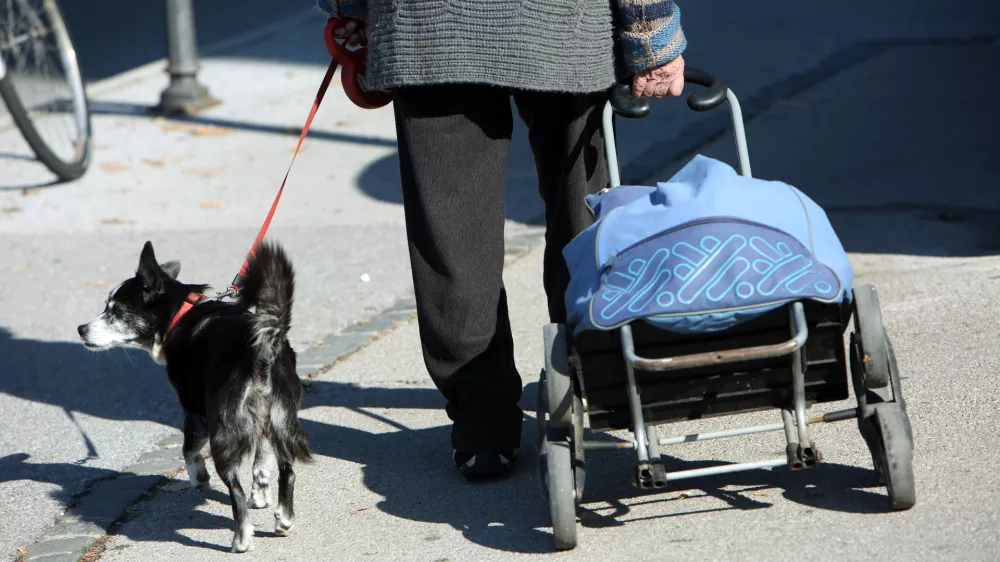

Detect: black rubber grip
683,67,728,112
608,67,729,119
608,80,652,119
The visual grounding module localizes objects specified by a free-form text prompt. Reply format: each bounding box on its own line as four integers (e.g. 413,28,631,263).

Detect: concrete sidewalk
78,26,1000,562
93,28,1000,556
0,10,543,560
3,0,1000,560
97,239,1000,560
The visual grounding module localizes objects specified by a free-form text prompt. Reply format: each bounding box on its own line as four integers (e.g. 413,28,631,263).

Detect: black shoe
453,449,517,480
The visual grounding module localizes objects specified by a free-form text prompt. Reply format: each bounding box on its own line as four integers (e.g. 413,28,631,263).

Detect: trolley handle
620,302,808,372
609,67,729,119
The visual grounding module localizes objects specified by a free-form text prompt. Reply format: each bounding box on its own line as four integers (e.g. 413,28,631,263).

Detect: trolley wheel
543,324,573,427
536,368,548,450
536,355,586,504
852,327,916,510
543,436,577,550
853,285,891,389
861,402,916,510
571,390,586,502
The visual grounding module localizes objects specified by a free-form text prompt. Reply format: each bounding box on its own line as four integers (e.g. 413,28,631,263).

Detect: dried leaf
6,264,27,272
81,278,119,287
161,122,234,137
100,161,129,173
100,217,135,226
142,158,167,167
184,164,228,178
190,124,235,137
200,200,225,209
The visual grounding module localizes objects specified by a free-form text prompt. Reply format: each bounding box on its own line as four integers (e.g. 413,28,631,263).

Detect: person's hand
632,55,685,98
331,18,367,48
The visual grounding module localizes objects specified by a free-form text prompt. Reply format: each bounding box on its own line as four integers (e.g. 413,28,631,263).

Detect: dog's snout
77,324,87,337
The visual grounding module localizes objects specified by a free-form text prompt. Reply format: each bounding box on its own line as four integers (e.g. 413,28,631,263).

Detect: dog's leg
211,419,254,553
219,465,254,553
249,441,274,509
273,456,296,536
182,414,210,490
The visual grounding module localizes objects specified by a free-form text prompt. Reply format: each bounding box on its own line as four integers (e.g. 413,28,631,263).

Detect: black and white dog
78,240,311,552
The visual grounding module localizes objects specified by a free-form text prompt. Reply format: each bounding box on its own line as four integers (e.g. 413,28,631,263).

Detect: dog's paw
248,489,270,509
186,455,210,490
249,468,271,508
231,523,255,553
273,508,294,537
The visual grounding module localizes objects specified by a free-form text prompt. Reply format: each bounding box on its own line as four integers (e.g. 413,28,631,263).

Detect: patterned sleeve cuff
315,0,367,20
617,1,687,73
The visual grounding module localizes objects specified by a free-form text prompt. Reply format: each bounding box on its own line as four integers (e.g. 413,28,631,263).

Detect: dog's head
78,241,182,352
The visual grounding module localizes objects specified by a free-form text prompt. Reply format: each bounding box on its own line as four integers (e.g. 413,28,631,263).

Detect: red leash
228,59,338,294
229,18,391,295
169,19,390,334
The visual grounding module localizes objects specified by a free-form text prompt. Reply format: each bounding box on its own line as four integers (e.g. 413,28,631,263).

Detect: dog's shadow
118,483,238,554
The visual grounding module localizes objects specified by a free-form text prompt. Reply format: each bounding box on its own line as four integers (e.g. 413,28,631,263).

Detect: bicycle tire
0,0,91,182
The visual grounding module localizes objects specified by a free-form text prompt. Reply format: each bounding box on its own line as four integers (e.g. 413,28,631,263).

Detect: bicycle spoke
1,0,88,164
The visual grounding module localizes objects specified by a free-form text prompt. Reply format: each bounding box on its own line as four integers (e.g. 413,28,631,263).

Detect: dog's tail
238,241,294,365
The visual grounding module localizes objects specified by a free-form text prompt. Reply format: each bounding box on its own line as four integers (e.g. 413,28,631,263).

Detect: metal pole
155,0,218,115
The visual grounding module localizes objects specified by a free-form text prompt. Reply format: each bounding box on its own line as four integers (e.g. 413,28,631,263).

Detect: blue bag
563,155,853,336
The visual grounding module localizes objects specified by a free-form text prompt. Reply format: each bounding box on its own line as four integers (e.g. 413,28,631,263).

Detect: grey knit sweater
317,0,686,94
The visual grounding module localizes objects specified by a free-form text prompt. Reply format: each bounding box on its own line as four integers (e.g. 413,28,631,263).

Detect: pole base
153,75,220,115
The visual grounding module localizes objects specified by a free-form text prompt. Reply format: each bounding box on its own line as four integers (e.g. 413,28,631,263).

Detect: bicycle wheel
0,0,91,181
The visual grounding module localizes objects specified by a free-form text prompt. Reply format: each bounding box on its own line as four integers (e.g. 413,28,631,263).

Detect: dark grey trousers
392,85,609,451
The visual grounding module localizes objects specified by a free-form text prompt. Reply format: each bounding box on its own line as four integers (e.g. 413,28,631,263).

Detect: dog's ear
160,260,181,280
137,241,165,295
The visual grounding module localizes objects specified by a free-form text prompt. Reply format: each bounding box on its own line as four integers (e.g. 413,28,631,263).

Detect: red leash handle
228,18,391,296
324,18,392,109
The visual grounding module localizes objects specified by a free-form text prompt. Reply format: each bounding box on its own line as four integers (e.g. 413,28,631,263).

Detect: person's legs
392,86,523,475
513,91,611,323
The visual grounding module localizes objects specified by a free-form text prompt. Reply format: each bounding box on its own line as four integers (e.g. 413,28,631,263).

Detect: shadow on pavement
0,327,178,429
352,38,1000,257
293,380,890,553
262,381,892,552
0,453,118,505
86,101,399,149
0,326,892,554
578,452,892,531
119,487,238,554
62,1,318,83
355,151,548,228
81,100,549,227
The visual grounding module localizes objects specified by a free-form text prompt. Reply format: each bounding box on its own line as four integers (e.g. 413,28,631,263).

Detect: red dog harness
168,293,207,334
